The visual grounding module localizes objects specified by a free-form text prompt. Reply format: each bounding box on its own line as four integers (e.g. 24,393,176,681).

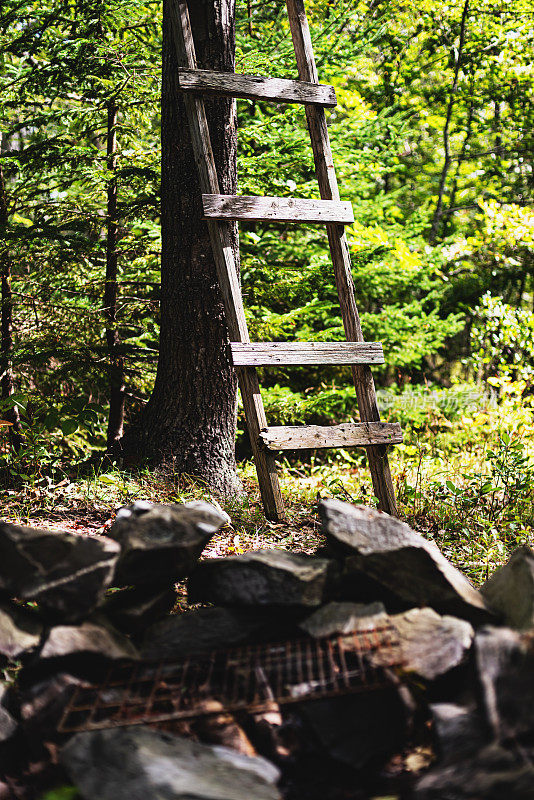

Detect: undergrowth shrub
471,293,534,387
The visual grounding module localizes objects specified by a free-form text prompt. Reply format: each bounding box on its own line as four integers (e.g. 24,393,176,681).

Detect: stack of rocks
2,499,534,800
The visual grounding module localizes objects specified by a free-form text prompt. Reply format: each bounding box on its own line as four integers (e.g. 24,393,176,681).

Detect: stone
39,620,138,663
296,687,408,771
110,501,228,585
20,673,86,742
102,584,176,635
115,498,230,526
299,601,388,639
183,499,231,526
0,602,42,662
481,546,534,630
0,685,17,743
300,603,474,682
60,726,281,800
0,521,120,622
0,705,16,745
0,686,19,776
430,702,487,763
330,561,411,612
320,500,494,624
390,607,474,681
474,626,534,742
188,550,333,607
141,607,286,660
415,743,534,799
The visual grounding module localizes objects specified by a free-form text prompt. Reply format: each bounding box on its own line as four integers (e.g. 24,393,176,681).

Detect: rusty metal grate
58,624,403,733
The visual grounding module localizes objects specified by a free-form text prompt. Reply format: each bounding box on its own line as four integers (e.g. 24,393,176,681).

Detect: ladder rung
260,422,403,450
178,68,337,107
230,341,384,366
203,194,354,224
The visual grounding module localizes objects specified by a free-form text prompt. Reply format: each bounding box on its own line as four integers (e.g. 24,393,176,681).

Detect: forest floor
1,379,533,588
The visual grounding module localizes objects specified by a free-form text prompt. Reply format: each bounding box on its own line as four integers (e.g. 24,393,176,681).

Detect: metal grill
58,624,403,733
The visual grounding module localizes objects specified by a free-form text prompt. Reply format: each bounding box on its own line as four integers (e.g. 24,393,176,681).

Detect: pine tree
121,0,243,497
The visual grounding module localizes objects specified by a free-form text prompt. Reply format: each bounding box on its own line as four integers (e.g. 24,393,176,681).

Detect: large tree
121,0,242,496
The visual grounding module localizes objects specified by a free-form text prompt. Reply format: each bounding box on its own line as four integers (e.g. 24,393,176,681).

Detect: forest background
0,0,533,583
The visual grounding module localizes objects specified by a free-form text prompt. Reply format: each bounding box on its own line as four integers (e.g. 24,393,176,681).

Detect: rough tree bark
104,100,126,449
121,0,242,497
444,92,474,231
429,0,470,244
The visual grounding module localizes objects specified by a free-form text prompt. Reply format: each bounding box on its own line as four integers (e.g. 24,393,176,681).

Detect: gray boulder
60,726,281,800
141,606,282,660
110,501,228,585
0,602,42,662
390,607,474,681
415,744,534,799
481,546,534,630
299,601,388,638
0,685,17,743
430,702,487,763
103,584,176,635
188,549,333,607
320,501,494,625
20,672,89,742
0,521,120,622
474,626,534,742
39,620,138,662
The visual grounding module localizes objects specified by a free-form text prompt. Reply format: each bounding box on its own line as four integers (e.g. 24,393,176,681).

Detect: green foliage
426,432,534,523
39,787,79,800
471,293,534,385
237,381,483,446
233,0,534,401
392,378,534,582
0,376,529,593
0,0,161,446
0,392,105,484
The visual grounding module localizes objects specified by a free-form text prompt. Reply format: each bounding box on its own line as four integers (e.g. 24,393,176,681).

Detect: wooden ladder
171,0,402,521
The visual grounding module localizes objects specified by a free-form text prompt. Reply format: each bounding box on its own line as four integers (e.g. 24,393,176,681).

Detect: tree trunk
444,91,474,234
429,0,470,244
104,99,126,449
0,138,22,449
121,0,242,497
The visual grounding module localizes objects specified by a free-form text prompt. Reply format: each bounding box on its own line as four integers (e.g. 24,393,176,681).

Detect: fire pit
2,500,534,800
58,624,404,733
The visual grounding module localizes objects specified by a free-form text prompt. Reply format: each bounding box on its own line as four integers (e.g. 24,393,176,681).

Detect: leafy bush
0,393,105,485
240,382,483,430
471,293,534,386
428,432,534,523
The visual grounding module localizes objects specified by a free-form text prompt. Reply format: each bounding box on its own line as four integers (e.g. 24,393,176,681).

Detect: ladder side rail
285,0,398,515
171,1,285,520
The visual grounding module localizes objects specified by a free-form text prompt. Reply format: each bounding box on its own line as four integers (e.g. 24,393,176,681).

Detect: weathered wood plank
203,194,354,224
286,0,399,516
171,1,285,521
178,68,337,107
230,341,384,366
260,422,403,451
